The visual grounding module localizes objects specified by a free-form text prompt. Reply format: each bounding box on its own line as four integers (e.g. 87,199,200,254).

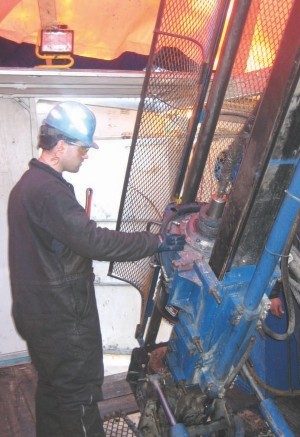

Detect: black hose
244,360,300,397
262,214,300,340
289,277,300,306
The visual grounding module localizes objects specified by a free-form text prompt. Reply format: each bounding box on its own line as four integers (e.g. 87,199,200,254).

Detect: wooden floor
0,362,139,437
0,362,300,436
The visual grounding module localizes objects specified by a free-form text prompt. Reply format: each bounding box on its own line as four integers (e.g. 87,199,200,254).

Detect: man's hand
270,297,284,318
157,232,186,252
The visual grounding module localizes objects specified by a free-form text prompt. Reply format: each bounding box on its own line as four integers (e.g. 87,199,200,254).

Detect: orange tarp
0,0,160,60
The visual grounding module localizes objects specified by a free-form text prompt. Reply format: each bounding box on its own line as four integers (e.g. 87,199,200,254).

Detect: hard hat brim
89,141,99,150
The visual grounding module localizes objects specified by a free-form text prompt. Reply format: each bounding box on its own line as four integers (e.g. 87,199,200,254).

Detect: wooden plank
0,366,36,437
0,363,139,432
1,363,300,435
99,394,139,419
101,371,139,418
15,364,37,419
102,372,133,400
37,0,57,29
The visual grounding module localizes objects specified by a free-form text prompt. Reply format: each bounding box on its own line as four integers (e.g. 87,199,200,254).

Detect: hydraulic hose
246,217,300,397
289,277,300,306
244,360,300,397
262,213,300,340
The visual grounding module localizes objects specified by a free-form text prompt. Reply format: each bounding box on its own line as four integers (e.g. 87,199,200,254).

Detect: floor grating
103,413,142,437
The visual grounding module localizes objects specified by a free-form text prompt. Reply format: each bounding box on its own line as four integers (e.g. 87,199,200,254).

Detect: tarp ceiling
0,0,160,67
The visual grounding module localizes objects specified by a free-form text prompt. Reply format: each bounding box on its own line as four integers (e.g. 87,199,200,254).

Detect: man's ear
55,139,67,155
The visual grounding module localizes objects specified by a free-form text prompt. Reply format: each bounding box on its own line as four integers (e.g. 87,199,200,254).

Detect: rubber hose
244,361,300,397
262,214,300,340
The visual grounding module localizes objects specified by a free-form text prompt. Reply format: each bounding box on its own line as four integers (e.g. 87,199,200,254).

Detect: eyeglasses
67,141,90,154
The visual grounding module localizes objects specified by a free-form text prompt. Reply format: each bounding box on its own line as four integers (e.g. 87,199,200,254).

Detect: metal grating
197,0,294,203
103,413,141,437
109,0,231,330
109,0,295,332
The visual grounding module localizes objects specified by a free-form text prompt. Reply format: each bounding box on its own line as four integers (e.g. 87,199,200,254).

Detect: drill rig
109,0,300,435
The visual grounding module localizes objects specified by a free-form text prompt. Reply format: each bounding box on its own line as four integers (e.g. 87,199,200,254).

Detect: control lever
85,187,93,218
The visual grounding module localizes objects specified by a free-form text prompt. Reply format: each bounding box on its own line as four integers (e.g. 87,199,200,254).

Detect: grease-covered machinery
109,0,300,435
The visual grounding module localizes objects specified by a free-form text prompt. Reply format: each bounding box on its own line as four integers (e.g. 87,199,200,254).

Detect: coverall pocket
70,277,93,320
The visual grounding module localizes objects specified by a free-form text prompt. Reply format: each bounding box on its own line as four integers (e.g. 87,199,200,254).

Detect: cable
252,215,300,396
244,360,300,397
262,213,300,340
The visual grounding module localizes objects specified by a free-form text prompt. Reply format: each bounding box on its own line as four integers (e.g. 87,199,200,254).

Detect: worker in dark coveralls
7,101,185,437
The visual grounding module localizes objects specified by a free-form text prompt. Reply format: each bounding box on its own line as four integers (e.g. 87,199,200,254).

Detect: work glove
157,232,186,252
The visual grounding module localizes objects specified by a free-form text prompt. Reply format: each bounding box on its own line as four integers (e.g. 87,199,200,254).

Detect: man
7,101,185,437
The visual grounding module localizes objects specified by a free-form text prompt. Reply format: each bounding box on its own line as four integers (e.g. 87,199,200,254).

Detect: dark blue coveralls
8,159,159,437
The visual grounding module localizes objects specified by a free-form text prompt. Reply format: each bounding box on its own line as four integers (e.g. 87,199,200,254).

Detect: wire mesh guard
109,0,228,330
198,0,294,203
109,0,296,331
103,413,141,437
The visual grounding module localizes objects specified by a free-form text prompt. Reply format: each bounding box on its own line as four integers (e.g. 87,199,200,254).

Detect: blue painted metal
244,159,300,311
163,160,300,434
242,363,295,437
259,398,295,437
170,423,189,437
0,355,31,367
216,159,300,381
247,308,300,395
166,261,266,395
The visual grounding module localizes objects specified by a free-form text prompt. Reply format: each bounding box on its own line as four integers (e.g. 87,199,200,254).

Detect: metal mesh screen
109,0,229,328
197,0,294,202
109,0,295,330
104,413,141,437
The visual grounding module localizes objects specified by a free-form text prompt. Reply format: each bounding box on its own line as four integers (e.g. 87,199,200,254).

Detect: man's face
61,141,89,173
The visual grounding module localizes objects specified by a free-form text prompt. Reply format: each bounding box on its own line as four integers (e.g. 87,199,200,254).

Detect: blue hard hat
43,101,99,149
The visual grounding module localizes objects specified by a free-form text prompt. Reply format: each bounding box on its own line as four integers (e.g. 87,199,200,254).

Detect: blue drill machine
110,1,300,435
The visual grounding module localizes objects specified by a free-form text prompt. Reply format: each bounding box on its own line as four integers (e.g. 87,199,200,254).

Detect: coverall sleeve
33,180,160,262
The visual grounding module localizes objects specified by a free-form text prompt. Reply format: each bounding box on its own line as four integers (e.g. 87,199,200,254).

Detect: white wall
0,98,35,361
65,136,144,354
